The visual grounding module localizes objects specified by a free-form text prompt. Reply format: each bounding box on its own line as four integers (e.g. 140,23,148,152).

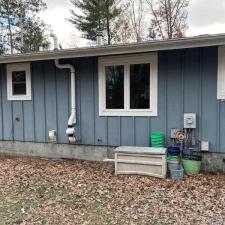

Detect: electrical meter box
184,113,196,129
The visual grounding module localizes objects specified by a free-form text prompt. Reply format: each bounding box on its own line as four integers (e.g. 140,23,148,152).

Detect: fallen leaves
0,156,224,225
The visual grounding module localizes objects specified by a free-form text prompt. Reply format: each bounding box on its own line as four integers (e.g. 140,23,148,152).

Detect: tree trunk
106,16,111,45
6,1,13,54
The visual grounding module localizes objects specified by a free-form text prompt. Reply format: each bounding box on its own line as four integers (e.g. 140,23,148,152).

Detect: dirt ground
0,156,224,225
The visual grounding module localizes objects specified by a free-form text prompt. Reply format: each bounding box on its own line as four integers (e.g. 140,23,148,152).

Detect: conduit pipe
54,59,76,143
50,32,59,50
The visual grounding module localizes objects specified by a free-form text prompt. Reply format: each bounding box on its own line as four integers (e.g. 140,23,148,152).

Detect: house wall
0,46,225,154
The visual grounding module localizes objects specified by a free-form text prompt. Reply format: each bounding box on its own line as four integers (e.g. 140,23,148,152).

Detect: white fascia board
1,34,225,64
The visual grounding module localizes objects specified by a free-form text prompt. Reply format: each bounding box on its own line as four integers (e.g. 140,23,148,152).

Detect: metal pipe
96,30,103,46
50,32,59,50
54,59,76,142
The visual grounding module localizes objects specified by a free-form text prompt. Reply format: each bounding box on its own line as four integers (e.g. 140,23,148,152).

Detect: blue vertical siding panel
23,101,35,141
150,52,168,136
44,61,57,142
201,47,218,152
23,63,35,141
121,117,134,146
219,102,225,152
33,61,46,142
80,58,95,144
135,117,149,146
183,49,200,141
107,117,120,146
12,101,24,141
183,49,199,112
94,57,108,145
56,68,69,143
0,65,3,139
1,65,13,140
73,59,81,142
166,51,183,142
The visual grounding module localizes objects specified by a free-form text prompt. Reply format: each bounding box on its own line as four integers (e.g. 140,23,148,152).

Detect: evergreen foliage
69,0,121,45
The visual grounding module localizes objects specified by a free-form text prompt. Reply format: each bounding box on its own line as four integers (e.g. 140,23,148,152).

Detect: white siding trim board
217,46,225,99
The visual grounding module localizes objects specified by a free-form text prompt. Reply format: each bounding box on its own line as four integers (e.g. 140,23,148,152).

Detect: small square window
7,63,32,101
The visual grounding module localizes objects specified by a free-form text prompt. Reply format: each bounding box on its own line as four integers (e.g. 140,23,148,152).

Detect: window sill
99,109,158,117
8,95,32,101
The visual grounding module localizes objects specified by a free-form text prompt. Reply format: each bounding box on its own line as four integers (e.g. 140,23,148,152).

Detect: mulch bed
0,156,224,225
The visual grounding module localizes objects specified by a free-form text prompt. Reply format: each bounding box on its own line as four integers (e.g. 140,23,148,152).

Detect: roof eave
1,34,225,64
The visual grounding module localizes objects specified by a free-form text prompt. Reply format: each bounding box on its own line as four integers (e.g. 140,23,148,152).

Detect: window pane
105,65,124,109
13,83,27,95
12,71,26,95
130,63,150,109
12,71,26,82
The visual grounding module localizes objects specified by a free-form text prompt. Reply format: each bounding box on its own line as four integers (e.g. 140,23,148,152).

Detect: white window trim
218,46,225,99
98,53,158,117
7,63,32,101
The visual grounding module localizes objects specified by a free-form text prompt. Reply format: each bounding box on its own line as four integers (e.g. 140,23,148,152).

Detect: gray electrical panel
184,113,196,129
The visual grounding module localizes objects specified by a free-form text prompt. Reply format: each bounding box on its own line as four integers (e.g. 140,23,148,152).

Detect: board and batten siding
0,46,224,153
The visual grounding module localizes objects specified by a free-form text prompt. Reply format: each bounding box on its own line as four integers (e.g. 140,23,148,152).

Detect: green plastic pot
167,155,180,161
182,159,201,175
150,132,165,147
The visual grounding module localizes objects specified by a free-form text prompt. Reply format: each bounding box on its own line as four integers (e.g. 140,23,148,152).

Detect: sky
40,0,225,48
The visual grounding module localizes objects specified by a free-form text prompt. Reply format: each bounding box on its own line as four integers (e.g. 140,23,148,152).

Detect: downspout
54,59,77,143
51,32,76,143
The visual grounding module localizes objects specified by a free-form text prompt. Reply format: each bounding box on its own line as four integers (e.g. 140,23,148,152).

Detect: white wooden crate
114,146,167,178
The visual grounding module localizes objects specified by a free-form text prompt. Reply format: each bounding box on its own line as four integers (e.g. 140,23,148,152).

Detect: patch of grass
0,197,31,225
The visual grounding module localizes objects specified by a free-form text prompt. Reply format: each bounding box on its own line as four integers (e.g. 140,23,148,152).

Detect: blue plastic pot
183,148,193,157
167,146,180,155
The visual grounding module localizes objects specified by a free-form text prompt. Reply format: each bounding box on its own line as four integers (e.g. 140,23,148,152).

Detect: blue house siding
0,46,224,153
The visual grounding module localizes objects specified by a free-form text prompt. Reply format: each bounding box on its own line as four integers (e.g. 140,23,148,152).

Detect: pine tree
69,0,121,45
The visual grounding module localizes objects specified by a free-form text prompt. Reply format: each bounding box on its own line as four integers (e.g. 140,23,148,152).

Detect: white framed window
98,53,158,117
7,63,32,101
218,46,225,99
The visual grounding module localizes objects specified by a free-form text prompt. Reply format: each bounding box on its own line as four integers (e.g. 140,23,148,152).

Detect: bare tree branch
146,0,190,40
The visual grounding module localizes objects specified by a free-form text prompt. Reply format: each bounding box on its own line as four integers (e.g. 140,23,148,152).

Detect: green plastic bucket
167,155,181,161
182,159,201,175
150,132,165,147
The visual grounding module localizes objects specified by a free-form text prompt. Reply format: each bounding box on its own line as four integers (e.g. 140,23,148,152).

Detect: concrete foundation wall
0,141,115,161
201,153,225,172
0,141,225,172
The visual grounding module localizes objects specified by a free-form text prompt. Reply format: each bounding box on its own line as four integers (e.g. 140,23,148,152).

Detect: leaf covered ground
0,156,224,225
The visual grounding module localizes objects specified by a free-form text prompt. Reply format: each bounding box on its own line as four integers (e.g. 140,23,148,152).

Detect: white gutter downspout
55,59,76,143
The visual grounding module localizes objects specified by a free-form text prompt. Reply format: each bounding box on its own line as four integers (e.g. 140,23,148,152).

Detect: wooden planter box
114,146,167,178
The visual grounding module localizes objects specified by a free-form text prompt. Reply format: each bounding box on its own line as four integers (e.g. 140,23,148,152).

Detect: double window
7,63,32,101
98,53,158,116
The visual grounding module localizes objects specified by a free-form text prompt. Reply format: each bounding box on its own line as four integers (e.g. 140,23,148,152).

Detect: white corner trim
218,46,225,99
7,63,32,101
98,53,158,117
